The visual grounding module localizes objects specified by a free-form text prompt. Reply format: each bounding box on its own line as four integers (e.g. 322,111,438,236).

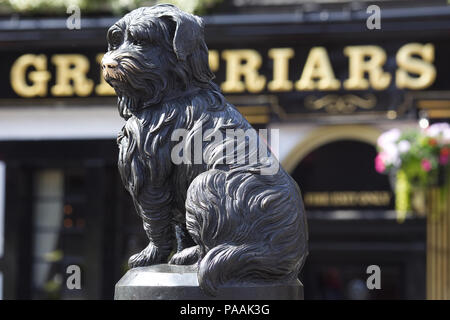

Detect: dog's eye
109,29,123,49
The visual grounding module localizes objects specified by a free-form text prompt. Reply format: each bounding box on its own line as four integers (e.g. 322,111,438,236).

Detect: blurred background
0,0,449,300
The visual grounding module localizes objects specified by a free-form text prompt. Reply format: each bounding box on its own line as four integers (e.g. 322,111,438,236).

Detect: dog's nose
102,57,118,70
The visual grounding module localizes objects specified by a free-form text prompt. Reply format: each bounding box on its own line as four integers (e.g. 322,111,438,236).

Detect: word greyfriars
102,4,308,295
11,43,435,98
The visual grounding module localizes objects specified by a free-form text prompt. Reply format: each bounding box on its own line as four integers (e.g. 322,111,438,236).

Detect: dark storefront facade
1,1,450,299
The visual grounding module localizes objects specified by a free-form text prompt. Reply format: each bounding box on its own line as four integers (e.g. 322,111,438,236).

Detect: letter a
66,5,81,30
366,5,381,30
366,265,381,289
66,265,81,290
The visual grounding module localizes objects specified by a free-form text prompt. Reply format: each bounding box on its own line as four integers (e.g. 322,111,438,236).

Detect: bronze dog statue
102,4,308,295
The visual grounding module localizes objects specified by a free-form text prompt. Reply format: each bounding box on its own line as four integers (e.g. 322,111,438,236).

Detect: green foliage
376,123,450,219
395,169,411,222
376,124,450,188
398,130,435,187
0,0,222,15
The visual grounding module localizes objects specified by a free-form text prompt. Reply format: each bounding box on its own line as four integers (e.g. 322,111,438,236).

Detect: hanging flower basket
375,123,450,222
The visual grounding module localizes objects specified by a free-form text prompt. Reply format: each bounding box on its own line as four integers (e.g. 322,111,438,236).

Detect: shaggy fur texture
103,4,308,296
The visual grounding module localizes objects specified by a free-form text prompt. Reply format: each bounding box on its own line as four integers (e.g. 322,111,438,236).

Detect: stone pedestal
114,264,303,300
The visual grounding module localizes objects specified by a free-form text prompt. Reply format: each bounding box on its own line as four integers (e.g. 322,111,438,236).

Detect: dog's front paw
169,245,201,265
128,242,169,268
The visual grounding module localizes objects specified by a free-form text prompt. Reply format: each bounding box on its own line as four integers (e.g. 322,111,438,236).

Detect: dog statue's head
102,4,215,117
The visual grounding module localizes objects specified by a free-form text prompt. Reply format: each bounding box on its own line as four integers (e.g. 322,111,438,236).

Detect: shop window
31,169,87,299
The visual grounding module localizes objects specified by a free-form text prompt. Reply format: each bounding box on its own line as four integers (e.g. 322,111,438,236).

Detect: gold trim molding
305,94,376,114
282,125,382,173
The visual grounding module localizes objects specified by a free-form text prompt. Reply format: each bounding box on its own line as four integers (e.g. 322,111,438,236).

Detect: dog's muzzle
102,55,119,79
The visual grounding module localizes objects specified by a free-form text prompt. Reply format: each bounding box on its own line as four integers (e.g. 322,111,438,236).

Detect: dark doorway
292,139,394,211
291,139,426,299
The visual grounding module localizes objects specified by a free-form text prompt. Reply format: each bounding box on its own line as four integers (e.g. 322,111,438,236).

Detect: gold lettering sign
208,50,219,72
304,191,392,207
343,45,391,90
221,49,266,93
10,54,51,98
8,43,437,98
295,47,340,91
51,54,94,97
268,48,294,92
396,43,436,89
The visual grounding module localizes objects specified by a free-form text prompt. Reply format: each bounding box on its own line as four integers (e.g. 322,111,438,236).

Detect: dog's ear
155,4,204,61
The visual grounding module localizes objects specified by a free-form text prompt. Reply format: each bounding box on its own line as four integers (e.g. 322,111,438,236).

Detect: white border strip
0,106,123,141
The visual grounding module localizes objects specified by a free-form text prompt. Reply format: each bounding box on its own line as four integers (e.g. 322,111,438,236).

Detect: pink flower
421,159,432,172
440,154,449,165
375,154,386,173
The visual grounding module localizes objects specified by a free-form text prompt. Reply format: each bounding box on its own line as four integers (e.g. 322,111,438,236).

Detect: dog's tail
186,167,307,296
197,242,302,296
